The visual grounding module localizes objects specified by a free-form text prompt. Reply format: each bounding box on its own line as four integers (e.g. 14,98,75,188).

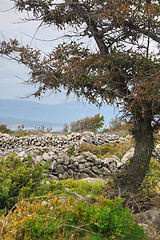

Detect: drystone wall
0,132,131,179
0,131,159,180
0,131,132,158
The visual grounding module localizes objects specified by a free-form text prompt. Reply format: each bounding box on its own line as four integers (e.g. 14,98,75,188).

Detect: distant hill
0,99,117,130
0,116,63,131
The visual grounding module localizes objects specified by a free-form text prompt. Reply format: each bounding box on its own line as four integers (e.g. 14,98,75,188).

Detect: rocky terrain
0,131,160,180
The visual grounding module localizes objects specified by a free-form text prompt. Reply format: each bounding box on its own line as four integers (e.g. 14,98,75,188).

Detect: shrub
78,141,134,159
0,124,13,134
66,144,76,157
0,154,49,212
107,117,131,137
0,196,146,240
70,114,104,132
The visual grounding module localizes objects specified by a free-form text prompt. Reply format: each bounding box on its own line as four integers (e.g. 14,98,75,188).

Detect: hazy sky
0,0,83,104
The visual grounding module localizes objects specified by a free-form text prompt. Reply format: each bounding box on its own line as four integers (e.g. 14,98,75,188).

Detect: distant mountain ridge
0,99,117,130
0,116,63,131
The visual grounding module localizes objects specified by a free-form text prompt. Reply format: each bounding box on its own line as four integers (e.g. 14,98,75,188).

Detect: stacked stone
0,132,132,159
0,132,159,180
152,144,160,163
48,152,124,180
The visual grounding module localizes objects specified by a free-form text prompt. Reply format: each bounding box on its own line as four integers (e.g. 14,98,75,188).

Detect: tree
0,0,160,195
70,114,104,132
109,117,130,132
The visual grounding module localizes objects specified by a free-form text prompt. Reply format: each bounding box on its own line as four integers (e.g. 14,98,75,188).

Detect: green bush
1,196,146,240
78,141,134,159
0,154,105,215
0,154,49,212
66,144,76,157
70,114,104,132
0,124,13,134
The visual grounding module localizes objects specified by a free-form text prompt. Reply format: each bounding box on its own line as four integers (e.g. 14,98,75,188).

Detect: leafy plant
66,144,76,157
0,154,49,212
0,196,146,240
70,114,104,132
0,124,13,134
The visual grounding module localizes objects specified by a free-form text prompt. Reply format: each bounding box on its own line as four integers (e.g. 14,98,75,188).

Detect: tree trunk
116,112,154,195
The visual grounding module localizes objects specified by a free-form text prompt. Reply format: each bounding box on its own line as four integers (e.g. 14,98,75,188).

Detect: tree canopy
0,0,160,195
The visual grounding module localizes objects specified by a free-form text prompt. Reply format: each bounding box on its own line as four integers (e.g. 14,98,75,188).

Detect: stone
68,169,74,177
2,132,154,181
35,155,42,164
74,161,79,167
50,160,57,170
63,172,69,179
79,164,85,170
41,200,48,206
121,147,135,163
59,152,69,160
17,151,26,158
80,178,106,184
71,192,84,200
102,167,110,175
58,174,63,179
56,164,65,174
91,166,100,174
42,152,50,161
108,161,117,173
134,207,160,229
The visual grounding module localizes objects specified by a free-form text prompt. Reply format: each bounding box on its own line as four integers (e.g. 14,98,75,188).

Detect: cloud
0,0,76,104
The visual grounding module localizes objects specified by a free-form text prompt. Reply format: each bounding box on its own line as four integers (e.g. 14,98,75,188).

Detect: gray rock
0,132,141,181
42,152,50,161
91,166,100,174
71,192,84,200
79,164,85,170
80,178,106,184
50,160,57,170
74,161,79,167
58,174,63,179
108,161,117,173
56,164,65,174
84,195,97,204
102,167,110,175
17,151,26,158
134,207,160,229
68,169,74,177
35,155,42,164
121,147,135,163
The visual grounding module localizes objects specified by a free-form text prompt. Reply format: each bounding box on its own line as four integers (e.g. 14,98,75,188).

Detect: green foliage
0,124,13,134
142,158,160,194
0,154,49,211
49,178,104,198
66,144,76,157
0,196,146,240
78,140,134,159
70,114,104,132
15,132,28,138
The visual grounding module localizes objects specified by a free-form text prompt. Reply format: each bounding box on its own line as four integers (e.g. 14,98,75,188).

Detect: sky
0,0,87,105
